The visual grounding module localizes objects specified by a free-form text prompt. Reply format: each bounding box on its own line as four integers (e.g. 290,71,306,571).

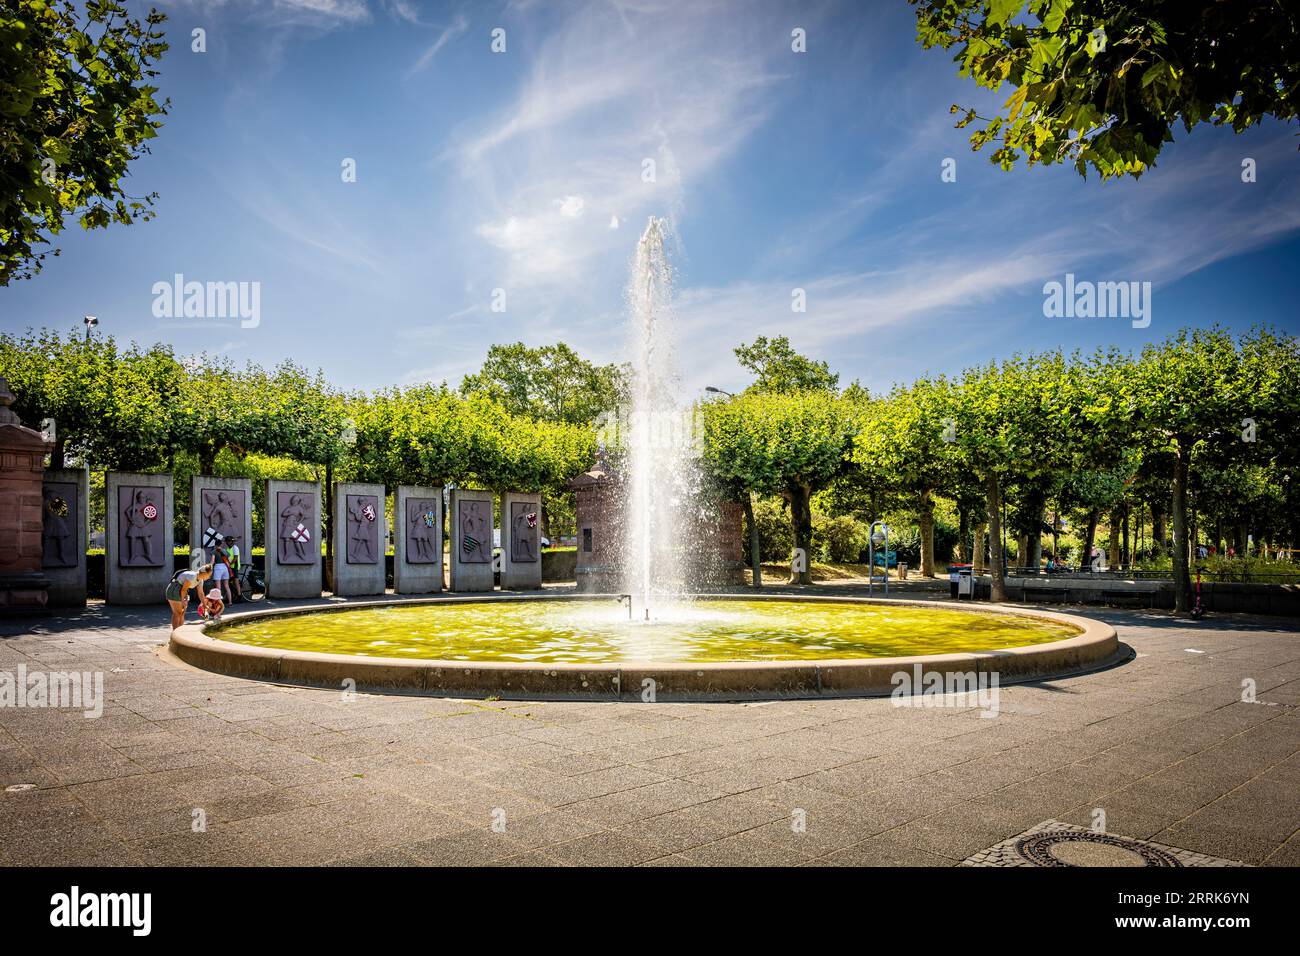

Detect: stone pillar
42,468,88,607
333,482,386,596
448,488,494,592
105,472,174,605
394,485,443,594
264,479,321,599
500,491,543,590
190,476,253,567
570,453,621,593
0,378,52,612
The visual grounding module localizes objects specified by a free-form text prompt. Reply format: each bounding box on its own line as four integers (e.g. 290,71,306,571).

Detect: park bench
1101,589,1152,609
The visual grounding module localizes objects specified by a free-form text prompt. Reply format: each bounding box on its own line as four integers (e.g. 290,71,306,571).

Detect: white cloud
167,0,371,24
450,0,792,290
408,13,470,74
556,195,585,219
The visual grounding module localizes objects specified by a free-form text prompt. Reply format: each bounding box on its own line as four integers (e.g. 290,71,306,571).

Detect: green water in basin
214,599,1078,664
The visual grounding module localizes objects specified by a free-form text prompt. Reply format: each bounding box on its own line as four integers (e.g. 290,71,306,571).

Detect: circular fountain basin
169,594,1121,700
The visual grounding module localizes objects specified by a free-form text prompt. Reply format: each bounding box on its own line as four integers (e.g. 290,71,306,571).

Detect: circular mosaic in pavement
1015,830,1184,867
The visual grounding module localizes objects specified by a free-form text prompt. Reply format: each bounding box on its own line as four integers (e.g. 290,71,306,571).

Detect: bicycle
234,564,266,602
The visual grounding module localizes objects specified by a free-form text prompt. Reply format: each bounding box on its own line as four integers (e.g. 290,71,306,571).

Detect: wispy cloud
163,0,371,25
408,13,470,75
449,0,796,291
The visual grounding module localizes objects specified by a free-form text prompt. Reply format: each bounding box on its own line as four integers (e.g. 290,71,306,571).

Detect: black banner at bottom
0,864,1277,941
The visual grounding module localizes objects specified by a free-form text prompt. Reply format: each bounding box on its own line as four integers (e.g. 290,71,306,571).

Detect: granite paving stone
1,595,1295,867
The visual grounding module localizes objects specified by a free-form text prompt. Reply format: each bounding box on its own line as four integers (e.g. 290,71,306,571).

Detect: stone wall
264,479,322,599
394,485,444,594
190,476,253,569
499,490,543,590
105,472,173,605
42,468,88,607
448,488,494,592
333,482,386,596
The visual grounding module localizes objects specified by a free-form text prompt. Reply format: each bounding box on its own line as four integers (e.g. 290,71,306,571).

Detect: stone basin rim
168,593,1122,700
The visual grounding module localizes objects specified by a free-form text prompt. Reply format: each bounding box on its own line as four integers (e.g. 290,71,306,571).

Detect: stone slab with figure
394,485,443,594
105,472,174,605
500,491,543,590
264,479,321,599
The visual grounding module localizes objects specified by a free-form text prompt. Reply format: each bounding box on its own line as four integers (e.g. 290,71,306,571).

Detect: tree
912,0,1300,180
350,384,594,503
734,335,840,394
1,0,169,283
173,358,346,472
459,342,626,427
950,352,1074,601
702,391,857,585
856,375,961,576
1117,327,1270,610
0,328,180,469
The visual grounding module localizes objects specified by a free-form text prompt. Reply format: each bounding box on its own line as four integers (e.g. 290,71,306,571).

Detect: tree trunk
1108,509,1122,568
1171,449,1192,613
918,491,935,578
743,493,761,589
1151,503,1166,556
986,473,1006,602
957,506,970,562
1122,506,1130,566
788,483,813,586
973,522,986,573
199,441,219,476
1029,530,1042,573
51,436,66,469
1083,509,1099,570
1016,534,1028,570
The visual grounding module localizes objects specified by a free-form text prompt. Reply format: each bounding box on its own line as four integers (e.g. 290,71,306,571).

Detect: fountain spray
622,217,692,620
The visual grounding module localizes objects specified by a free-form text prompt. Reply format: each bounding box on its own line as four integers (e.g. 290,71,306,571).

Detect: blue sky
2,0,1297,396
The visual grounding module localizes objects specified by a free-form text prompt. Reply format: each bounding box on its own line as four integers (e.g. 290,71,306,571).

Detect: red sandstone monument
0,377,52,611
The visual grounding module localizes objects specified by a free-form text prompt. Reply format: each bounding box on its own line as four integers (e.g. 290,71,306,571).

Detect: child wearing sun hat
204,588,225,621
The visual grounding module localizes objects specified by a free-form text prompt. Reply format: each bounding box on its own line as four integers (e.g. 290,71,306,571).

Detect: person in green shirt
224,536,243,603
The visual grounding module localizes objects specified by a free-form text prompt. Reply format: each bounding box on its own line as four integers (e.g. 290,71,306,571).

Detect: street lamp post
705,386,761,589
83,315,98,342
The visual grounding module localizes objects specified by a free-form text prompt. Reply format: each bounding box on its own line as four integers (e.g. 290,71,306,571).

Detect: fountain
168,220,1123,700
623,217,692,620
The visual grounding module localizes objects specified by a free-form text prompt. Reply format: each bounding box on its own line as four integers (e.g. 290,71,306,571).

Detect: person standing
211,539,234,607
224,535,243,602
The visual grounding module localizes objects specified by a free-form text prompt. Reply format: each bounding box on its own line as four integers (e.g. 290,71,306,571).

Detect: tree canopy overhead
1,0,170,283
912,0,1300,179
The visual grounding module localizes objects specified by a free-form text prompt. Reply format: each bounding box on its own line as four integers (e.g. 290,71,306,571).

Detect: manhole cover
961,820,1246,868
1017,830,1183,867
1048,841,1148,867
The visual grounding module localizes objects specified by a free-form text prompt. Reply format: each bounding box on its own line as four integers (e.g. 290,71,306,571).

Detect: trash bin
898,562,908,581
958,567,974,599
949,563,971,598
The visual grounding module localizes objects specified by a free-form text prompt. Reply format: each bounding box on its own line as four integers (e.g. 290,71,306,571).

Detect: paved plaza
2,590,1297,867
